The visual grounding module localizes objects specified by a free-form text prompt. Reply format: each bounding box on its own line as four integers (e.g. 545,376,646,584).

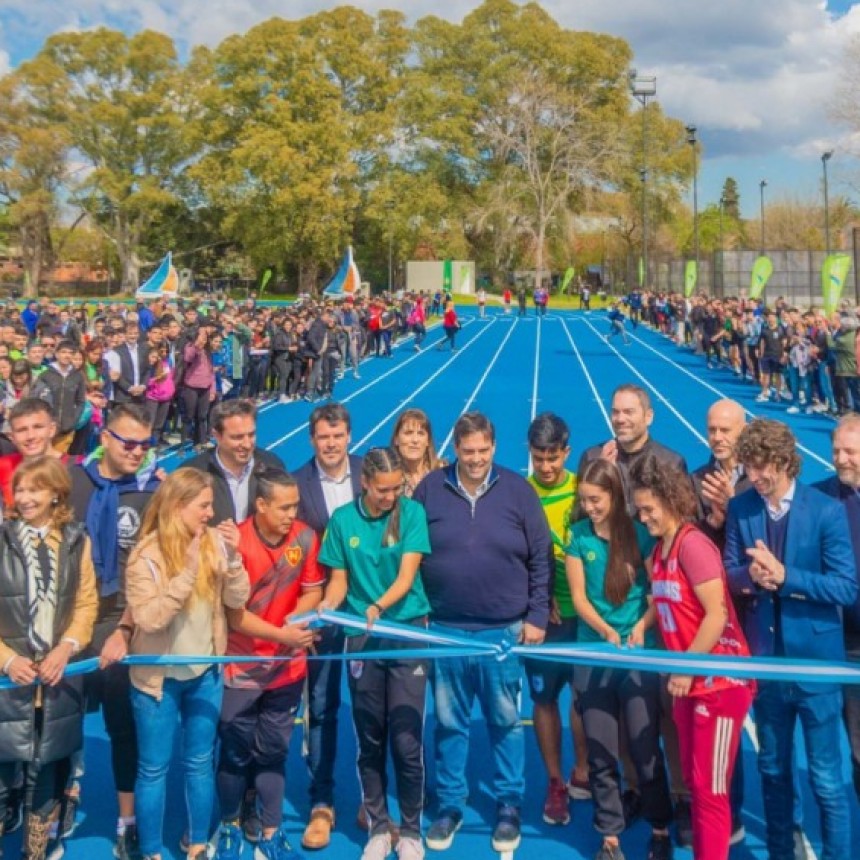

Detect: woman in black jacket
0,456,97,859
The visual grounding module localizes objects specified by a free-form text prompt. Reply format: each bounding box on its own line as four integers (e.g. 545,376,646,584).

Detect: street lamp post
759,180,768,254
629,70,657,289
686,125,699,273
822,150,834,256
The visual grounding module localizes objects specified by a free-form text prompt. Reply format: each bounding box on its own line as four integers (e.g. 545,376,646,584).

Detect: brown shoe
302,806,335,850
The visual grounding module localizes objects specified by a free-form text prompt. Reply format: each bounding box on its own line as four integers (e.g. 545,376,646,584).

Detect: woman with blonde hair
390,408,445,498
0,456,97,859
125,467,250,860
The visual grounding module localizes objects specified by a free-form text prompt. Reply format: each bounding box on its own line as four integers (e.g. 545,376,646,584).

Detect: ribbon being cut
5,608,860,691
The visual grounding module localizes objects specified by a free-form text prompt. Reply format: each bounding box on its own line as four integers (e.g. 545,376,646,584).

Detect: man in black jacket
293,403,362,850
185,398,284,525
67,403,161,860
34,339,86,453
111,322,152,406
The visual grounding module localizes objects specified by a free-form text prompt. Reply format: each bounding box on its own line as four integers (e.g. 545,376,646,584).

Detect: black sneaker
672,798,692,849
595,842,625,860
425,809,463,851
621,789,641,827
114,824,143,860
491,805,521,853
647,833,673,860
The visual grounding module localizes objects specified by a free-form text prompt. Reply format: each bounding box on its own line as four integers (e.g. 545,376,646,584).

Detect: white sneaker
362,832,393,860
396,836,425,860
755,394,769,402
279,395,290,403
787,406,800,414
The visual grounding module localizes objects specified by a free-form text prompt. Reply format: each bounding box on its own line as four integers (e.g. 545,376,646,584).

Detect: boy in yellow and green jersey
524,413,591,827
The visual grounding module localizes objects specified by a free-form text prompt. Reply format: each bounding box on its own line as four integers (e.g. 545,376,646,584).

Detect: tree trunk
18,210,51,298
116,211,141,292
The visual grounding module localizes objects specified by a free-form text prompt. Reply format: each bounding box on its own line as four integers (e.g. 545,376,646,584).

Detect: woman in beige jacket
125,468,249,860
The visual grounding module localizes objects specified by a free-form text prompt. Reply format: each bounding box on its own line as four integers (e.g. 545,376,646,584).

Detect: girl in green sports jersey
318,447,431,860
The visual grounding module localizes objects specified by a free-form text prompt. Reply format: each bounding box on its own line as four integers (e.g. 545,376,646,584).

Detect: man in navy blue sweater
412,411,552,855
814,413,860,803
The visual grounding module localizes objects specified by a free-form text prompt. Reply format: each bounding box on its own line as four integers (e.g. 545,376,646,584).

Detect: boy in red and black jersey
216,468,324,858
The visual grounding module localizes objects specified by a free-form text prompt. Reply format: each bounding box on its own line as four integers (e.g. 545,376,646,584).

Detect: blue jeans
305,623,345,808
431,622,524,812
754,682,849,860
817,363,837,410
131,667,223,856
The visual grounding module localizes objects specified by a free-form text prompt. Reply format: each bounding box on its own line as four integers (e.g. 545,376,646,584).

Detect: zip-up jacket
412,462,552,630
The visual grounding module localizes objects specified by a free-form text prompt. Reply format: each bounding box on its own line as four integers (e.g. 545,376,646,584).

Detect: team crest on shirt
349,536,360,549
349,660,364,679
285,545,303,567
586,551,597,563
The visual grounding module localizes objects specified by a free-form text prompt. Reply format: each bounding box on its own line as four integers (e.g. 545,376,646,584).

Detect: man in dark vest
67,403,161,860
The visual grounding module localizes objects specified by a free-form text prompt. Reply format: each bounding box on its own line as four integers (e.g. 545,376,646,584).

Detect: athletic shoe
595,842,625,860
647,833,673,860
780,391,793,401
729,818,746,846
491,805,521,853
542,778,570,825
813,402,829,413
47,838,65,860
786,406,800,414
60,791,81,839
425,810,463,851
114,825,143,860
242,792,262,844
755,393,770,402
396,836,424,860
672,797,693,849
213,822,244,860
254,829,301,860
360,833,392,860
567,771,592,800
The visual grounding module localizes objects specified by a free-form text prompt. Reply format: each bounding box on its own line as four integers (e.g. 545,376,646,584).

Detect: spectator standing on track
755,310,788,403
0,457,97,860
725,418,857,860
319,448,432,860
34,340,86,455
522,414,591,826
437,302,459,352
517,285,527,317
181,327,216,453
631,457,754,860
186,399,284,526
294,403,363,851
567,458,673,860
145,347,175,447
503,288,512,314
213,468,323,860
413,411,552,855
125,468,250,860
477,289,487,319
828,311,860,413
813,413,860,803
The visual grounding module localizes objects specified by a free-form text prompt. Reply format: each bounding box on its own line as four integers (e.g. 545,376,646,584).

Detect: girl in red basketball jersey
630,456,754,860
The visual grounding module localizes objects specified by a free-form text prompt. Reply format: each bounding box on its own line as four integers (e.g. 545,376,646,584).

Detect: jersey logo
285,545,303,567
349,660,364,680
349,536,360,549
586,551,597,563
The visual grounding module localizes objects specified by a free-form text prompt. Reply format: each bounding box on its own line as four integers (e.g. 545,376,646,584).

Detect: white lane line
349,318,501,452
531,317,542,423
437,318,521,457
625,329,834,473
560,319,612,433
581,316,708,446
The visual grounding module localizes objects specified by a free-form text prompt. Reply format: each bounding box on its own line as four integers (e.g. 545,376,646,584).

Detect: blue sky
2,1,860,218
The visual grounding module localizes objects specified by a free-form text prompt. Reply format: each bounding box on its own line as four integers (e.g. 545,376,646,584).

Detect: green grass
452,292,613,310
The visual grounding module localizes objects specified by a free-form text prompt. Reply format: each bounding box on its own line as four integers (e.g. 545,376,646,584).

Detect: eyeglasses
106,428,155,452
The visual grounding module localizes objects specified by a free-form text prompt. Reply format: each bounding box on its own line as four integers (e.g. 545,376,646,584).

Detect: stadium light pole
629,70,657,289
759,179,768,254
822,150,834,256
718,195,725,294
686,125,700,274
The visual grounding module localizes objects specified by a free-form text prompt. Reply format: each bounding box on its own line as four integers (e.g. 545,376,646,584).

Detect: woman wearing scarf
0,456,97,860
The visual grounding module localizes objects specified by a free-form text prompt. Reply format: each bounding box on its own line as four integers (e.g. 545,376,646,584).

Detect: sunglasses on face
106,428,155,452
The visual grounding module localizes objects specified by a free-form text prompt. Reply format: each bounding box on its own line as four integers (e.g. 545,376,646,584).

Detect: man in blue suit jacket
292,403,362,850
725,419,857,860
